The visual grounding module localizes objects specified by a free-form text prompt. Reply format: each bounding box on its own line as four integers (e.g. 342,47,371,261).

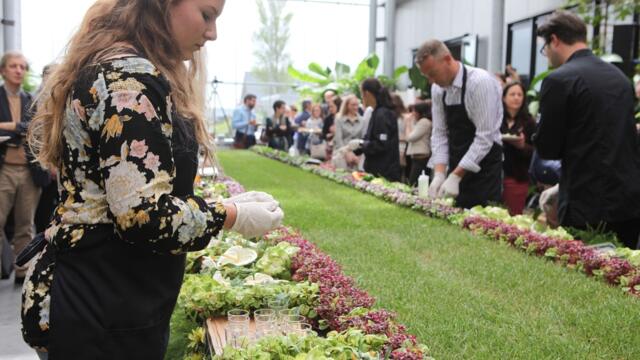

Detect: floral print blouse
21,56,226,350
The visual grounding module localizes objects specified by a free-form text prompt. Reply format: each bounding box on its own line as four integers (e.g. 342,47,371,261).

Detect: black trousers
234,132,256,149
408,156,429,187
606,218,640,249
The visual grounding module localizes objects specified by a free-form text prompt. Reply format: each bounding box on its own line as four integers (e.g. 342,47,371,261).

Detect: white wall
394,0,494,71
504,0,564,24
393,0,565,78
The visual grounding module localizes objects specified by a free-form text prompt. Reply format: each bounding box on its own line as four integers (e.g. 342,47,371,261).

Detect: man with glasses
534,10,640,249
415,39,503,209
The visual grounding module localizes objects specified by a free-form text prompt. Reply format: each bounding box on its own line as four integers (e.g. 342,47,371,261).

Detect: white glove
222,191,275,205
231,201,284,238
437,173,461,199
539,184,559,211
428,172,446,199
347,139,363,151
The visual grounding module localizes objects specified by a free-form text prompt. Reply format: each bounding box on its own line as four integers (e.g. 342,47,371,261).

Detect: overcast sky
22,0,370,109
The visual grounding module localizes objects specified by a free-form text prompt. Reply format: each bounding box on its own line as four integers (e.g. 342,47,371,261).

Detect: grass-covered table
218,150,640,360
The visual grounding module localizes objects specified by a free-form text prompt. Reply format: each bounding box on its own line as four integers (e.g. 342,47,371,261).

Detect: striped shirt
430,63,503,173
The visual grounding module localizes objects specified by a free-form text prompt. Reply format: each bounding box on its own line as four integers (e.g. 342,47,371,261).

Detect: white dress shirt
429,63,503,173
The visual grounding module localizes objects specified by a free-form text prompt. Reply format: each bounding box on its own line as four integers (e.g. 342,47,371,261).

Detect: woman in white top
305,104,324,155
405,101,433,186
333,95,367,169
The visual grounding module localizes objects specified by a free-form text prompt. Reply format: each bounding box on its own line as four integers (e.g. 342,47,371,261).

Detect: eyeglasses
539,42,549,56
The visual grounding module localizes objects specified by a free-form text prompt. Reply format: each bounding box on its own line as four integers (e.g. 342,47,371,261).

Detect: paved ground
0,274,38,360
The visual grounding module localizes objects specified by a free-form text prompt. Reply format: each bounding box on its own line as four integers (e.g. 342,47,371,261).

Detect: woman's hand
345,151,359,166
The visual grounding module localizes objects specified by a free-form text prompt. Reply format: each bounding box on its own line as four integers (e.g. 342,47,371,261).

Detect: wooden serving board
206,317,257,356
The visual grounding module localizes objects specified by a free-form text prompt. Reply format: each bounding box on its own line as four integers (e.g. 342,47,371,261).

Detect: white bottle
418,171,430,199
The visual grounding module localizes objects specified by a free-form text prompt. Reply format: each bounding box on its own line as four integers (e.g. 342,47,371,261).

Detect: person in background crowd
34,63,60,235
333,95,367,170
416,39,503,208
321,89,336,118
265,100,292,151
405,101,433,186
232,93,257,149
532,157,562,228
294,100,312,154
0,51,51,284
534,10,640,249
351,78,401,182
306,103,324,157
322,96,342,160
501,82,535,215
495,64,520,88
287,104,298,123
284,104,297,150
22,0,283,357
391,94,410,182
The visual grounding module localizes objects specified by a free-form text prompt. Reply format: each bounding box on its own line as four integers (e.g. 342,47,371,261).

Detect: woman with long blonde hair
23,1,283,358
331,95,367,169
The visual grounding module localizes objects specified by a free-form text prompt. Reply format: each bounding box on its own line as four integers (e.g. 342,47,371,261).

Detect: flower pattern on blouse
21,56,226,349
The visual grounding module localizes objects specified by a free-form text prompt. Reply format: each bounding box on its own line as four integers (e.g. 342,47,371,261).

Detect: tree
288,54,409,100
252,0,293,95
568,0,640,56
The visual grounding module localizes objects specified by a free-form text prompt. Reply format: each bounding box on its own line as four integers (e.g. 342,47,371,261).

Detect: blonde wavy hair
29,0,212,170
338,95,359,118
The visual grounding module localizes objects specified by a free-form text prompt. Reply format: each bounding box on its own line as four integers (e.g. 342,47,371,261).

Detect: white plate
0,136,11,144
501,134,520,141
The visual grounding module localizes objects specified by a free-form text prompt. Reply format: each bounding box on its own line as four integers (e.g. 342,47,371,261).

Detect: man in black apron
415,39,503,209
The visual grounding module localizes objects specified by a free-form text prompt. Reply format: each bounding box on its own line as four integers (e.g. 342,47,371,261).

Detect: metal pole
384,0,396,77
490,0,505,73
2,0,19,51
369,0,377,55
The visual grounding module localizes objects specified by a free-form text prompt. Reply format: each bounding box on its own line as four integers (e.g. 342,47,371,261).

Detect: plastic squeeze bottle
418,171,429,199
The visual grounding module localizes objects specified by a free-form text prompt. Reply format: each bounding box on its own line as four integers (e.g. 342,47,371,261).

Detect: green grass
218,150,640,360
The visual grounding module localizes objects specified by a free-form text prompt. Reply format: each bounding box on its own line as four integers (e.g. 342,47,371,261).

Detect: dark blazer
0,86,52,187
534,49,640,226
355,106,401,182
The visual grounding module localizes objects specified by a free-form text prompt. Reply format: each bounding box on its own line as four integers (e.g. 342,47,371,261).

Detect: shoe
14,275,25,285
1,273,9,280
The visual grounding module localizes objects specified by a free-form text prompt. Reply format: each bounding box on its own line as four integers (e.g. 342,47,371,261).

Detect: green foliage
219,150,640,360
165,307,199,360
567,225,623,247
20,70,38,94
214,329,392,360
179,274,319,321
252,0,294,94
408,64,430,99
255,241,300,278
568,0,640,55
288,54,408,100
526,69,552,117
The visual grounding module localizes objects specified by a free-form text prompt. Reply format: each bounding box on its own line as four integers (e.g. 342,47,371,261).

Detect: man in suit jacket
534,11,640,248
0,51,51,283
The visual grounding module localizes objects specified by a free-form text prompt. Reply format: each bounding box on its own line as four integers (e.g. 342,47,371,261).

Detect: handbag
310,141,327,160
259,128,269,144
233,126,249,149
15,232,46,267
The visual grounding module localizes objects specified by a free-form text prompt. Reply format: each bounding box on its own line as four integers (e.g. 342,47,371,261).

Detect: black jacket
534,49,640,226
355,107,401,182
0,86,51,187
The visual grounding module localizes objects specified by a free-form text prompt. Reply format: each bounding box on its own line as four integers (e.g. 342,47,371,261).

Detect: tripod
207,77,231,137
